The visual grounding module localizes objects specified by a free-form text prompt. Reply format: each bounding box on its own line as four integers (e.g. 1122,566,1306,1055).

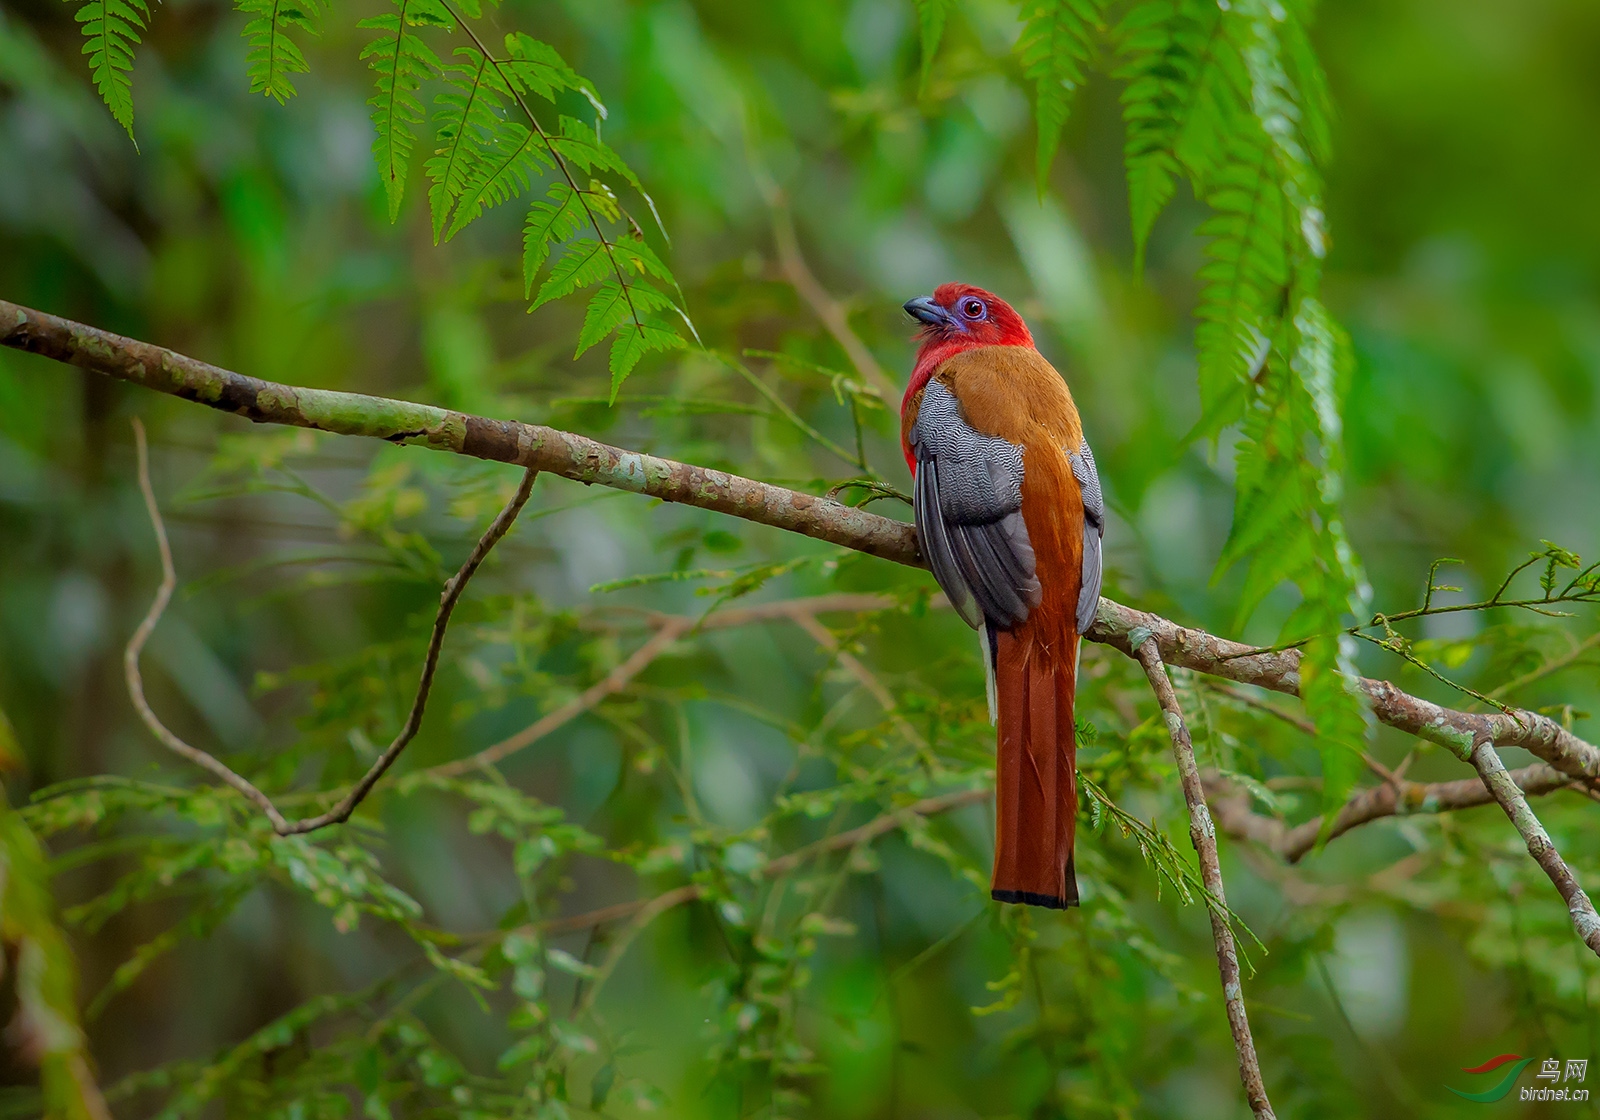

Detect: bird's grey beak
903,295,952,328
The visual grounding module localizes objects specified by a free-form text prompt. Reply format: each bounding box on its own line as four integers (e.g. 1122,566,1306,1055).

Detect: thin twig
1135,639,1276,1120
741,145,898,401
128,418,538,835
127,419,292,830
714,351,869,473
785,610,931,759
1468,735,1600,958
770,203,899,401
280,468,540,833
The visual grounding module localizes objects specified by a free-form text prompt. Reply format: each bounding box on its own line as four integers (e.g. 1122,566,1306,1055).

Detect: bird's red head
900,285,1035,466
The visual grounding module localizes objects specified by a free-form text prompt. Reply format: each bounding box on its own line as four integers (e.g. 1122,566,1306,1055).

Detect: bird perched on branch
902,284,1103,909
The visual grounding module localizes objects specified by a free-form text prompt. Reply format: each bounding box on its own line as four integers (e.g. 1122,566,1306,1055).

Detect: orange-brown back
921,345,1086,666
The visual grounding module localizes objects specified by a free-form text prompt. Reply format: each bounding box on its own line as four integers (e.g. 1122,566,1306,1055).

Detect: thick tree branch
0,300,915,566
1092,605,1600,789
1135,640,1275,1120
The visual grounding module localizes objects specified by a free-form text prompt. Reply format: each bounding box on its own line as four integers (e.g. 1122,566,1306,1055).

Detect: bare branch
1093,605,1600,791
0,300,916,567
282,468,540,833
757,196,899,402
127,416,538,834
127,418,293,831
1134,640,1276,1120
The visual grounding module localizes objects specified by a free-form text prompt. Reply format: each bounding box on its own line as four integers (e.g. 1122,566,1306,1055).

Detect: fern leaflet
522,183,586,293
359,0,452,221
1016,0,1109,192
71,0,151,140
237,0,321,104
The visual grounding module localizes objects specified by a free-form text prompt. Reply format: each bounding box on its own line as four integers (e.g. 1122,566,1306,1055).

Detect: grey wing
909,379,1041,632
1069,438,1106,634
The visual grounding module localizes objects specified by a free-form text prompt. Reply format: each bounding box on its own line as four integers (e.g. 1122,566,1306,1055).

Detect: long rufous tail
990,626,1079,909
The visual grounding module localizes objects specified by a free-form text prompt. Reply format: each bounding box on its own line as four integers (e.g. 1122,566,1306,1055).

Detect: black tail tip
991,888,1079,910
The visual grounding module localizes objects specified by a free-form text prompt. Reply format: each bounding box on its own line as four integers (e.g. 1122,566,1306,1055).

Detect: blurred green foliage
2,0,1600,1117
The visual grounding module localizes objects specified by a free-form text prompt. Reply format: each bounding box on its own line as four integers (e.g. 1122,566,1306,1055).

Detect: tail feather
990,628,1079,909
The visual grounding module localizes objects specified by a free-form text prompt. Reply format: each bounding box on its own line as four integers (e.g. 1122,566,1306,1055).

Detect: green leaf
443,122,551,240
237,0,321,104
548,114,640,192
359,0,452,221
608,318,685,399
1113,0,1229,268
71,0,151,140
531,237,612,309
574,281,633,358
426,46,511,241
575,280,674,357
1193,138,1288,419
1016,0,1110,194
502,31,593,106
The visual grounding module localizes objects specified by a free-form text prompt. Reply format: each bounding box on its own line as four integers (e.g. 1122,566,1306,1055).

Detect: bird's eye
963,299,985,319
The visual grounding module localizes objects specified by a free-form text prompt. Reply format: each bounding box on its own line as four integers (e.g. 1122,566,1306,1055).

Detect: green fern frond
549,115,642,193
426,45,553,242
359,0,452,221
1114,0,1228,265
237,0,320,104
1192,138,1287,424
575,280,673,359
425,47,504,241
72,0,151,140
442,124,550,240
501,32,591,105
531,238,613,310
1278,0,1332,166
1016,0,1109,193
609,237,673,281
609,318,686,398
522,182,585,293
